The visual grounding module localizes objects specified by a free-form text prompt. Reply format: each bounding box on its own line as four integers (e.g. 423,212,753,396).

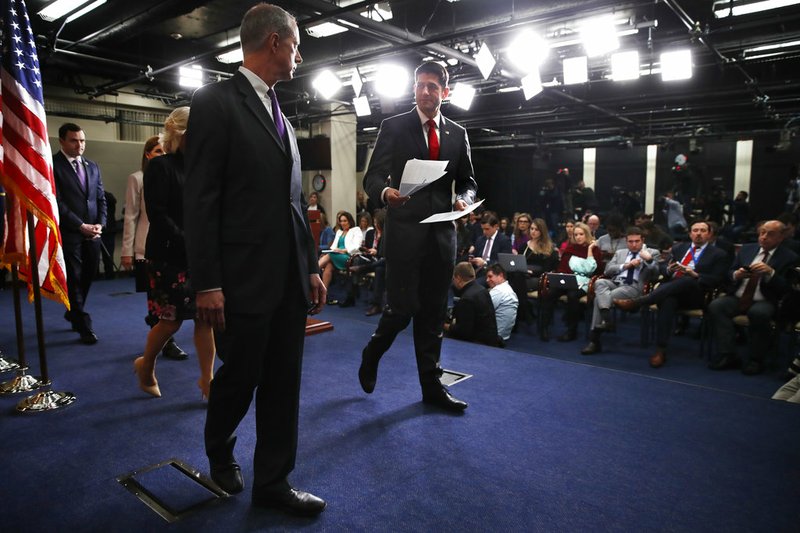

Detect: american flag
0,0,68,308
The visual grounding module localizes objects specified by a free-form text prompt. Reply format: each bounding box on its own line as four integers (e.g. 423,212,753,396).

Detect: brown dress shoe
614,298,641,312
649,349,666,368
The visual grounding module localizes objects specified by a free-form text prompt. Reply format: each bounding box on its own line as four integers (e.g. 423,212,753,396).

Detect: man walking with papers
358,61,477,412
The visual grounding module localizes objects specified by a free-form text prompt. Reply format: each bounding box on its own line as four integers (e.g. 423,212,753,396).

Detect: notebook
547,273,579,289
497,253,528,273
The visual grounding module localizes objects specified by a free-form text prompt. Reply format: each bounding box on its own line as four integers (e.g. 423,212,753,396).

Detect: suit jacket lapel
235,73,288,156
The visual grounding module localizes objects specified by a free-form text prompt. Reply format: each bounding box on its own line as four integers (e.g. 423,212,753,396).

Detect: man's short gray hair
240,3,295,55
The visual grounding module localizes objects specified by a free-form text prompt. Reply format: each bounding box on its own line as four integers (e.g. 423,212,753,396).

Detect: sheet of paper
420,199,485,224
398,159,449,197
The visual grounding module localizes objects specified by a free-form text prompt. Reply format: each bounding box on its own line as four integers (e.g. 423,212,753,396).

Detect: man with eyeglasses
358,61,477,412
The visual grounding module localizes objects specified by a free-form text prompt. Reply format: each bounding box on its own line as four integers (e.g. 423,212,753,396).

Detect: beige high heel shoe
134,356,161,398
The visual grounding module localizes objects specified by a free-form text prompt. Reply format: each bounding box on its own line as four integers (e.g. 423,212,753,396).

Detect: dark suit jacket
144,153,187,267
184,71,318,314
448,281,499,346
473,231,512,264
663,241,730,291
723,243,798,304
53,151,106,247
362,108,477,311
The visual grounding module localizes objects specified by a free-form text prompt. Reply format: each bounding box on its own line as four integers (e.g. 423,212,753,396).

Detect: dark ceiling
24,0,800,149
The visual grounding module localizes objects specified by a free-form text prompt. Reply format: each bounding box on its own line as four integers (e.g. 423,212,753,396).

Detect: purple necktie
73,159,86,190
267,88,286,141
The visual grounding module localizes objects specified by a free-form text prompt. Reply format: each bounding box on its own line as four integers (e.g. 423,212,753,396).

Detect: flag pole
15,210,75,412
0,261,44,394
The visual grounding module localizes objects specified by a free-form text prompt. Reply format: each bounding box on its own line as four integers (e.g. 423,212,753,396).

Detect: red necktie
427,119,439,160
674,246,695,278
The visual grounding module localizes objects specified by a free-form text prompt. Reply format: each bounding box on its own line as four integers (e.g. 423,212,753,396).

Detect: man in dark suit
184,4,326,516
444,262,501,347
615,220,730,367
470,212,512,280
359,61,477,412
53,123,106,344
708,220,798,375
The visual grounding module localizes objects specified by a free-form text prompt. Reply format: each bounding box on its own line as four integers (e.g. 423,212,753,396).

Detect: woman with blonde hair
539,221,602,342
133,106,215,398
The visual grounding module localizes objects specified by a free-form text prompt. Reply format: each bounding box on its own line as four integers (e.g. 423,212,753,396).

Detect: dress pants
639,277,705,347
591,279,639,330
708,294,775,363
540,286,585,333
63,238,100,332
363,238,451,393
204,280,307,492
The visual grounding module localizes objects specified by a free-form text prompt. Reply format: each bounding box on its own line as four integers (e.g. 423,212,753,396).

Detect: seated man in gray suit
708,220,798,375
582,227,660,354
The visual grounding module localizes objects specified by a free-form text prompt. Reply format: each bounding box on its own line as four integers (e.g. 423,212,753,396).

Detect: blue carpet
0,277,798,531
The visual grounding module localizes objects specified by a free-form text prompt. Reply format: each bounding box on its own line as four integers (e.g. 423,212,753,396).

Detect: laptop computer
547,273,579,289
497,253,528,273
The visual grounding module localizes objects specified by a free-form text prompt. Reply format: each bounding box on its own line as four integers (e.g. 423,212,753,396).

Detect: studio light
38,0,93,21
216,48,243,64
374,64,409,98
660,49,692,81
713,0,800,18
562,56,588,85
306,21,349,38
179,65,204,89
581,16,620,57
351,68,363,98
521,69,543,100
611,50,640,81
449,83,476,110
312,70,343,100
475,43,496,79
353,95,371,117
507,30,548,75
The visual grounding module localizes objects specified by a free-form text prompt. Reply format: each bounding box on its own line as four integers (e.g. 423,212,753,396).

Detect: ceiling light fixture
581,16,620,57
64,0,105,23
660,49,693,81
611,50,640,81
713,0,800,18
306,21,349,38
216,48,243,64
38,0,92,21
507,30,548,74
353,95,371,117
521,69,543,100
312,70,343,100
374,64,408,98
449,83,476,110
179,65,204,89
475,43,496,79
351,68,363,98
562,56,588,85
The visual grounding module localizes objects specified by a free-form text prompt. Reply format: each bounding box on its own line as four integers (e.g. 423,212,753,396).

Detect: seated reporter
507,217,559,324
486,264,518,343
581,227,660,355
318,210,362,302
444,262,501,347
614,220,729,368
708,220,798,375
539,222,602,342
469,212,512,278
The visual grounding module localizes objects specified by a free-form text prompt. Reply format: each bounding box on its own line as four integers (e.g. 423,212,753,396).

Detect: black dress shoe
708,353,742,371
339,298,355,308
596,320,615,332
539,327,550,342
79,330,98,345
210,462,244,494
422,387,468,412
581,341,601,355
161,338,188,360
364,305,382,316
252,487,326,516
742,360,764,376
358,348,378,394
